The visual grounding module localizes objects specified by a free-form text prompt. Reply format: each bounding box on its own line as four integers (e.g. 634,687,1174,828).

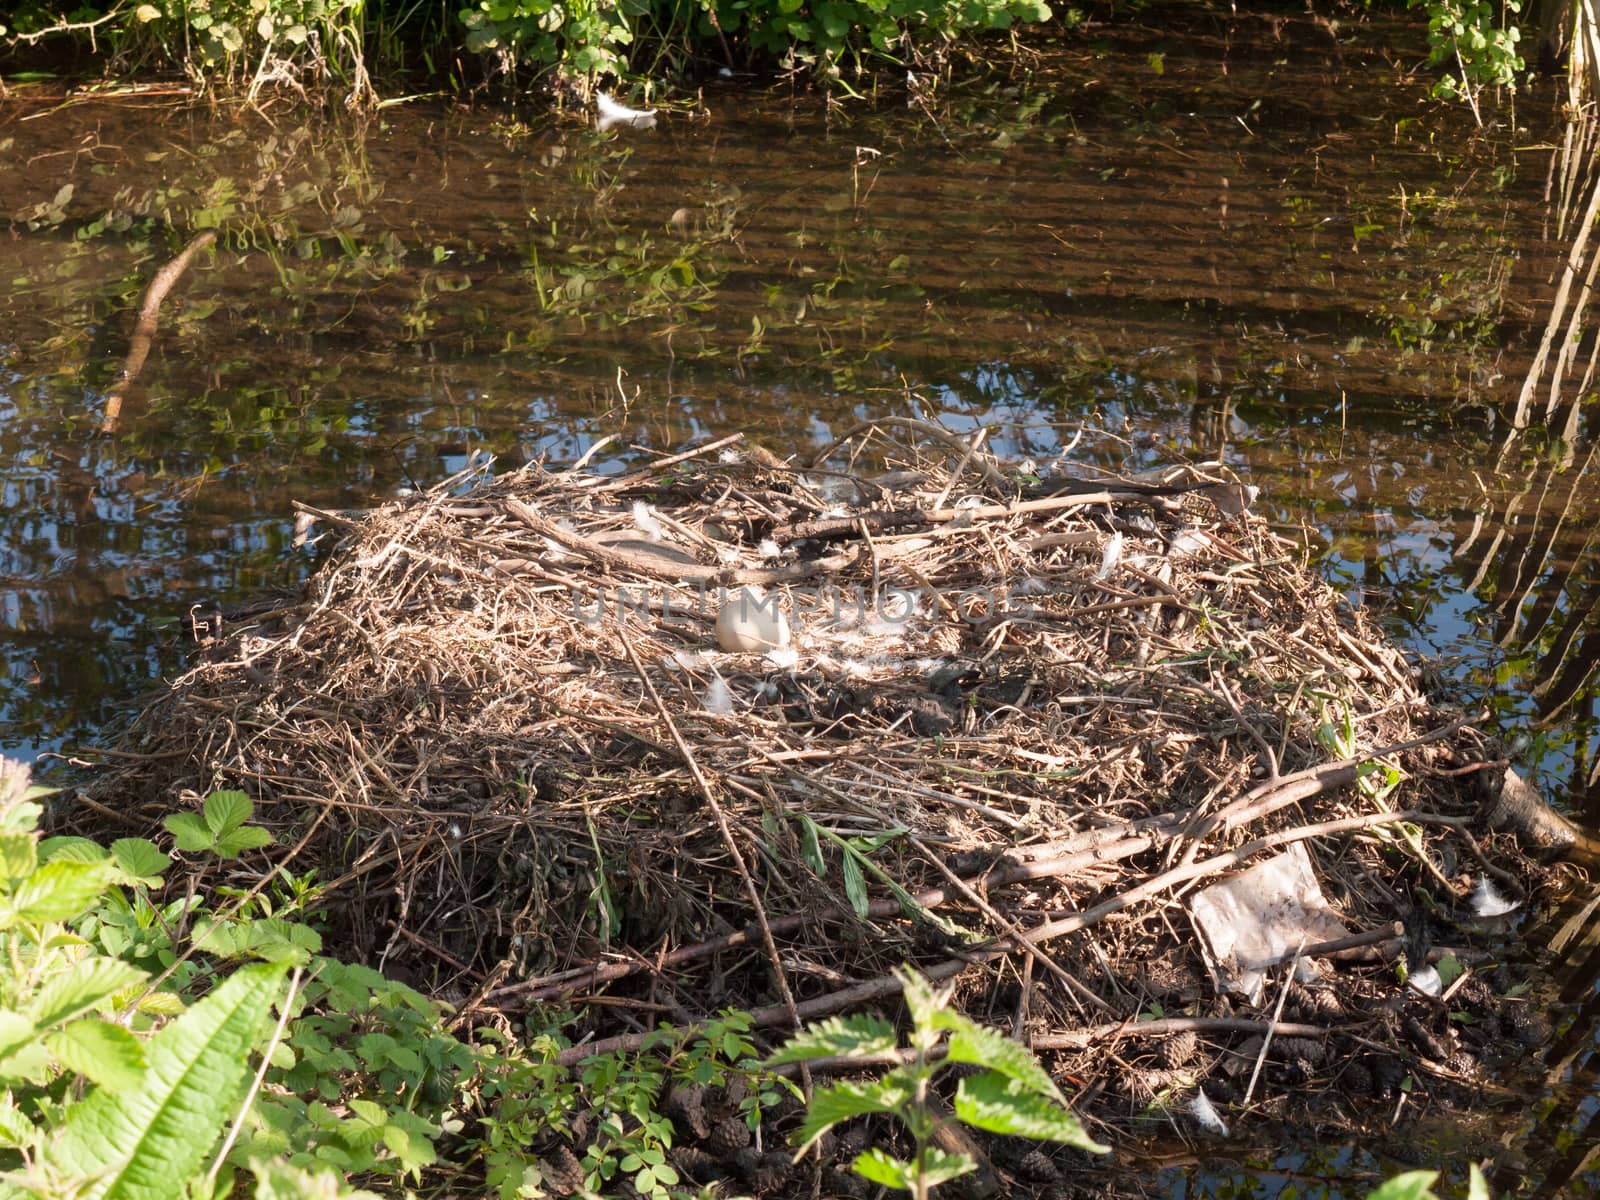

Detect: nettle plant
768,967,1107,1199
478,1009,795,1200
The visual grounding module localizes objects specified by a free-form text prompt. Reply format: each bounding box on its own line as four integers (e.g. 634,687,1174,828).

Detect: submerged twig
100,229,216,434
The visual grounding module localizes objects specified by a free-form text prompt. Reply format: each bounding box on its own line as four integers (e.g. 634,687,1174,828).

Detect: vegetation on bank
0,0,1544,100
0,0,1055,100
0,760,1501,1200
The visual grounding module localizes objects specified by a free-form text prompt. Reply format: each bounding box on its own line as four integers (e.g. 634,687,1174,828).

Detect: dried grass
82,426,1538,1096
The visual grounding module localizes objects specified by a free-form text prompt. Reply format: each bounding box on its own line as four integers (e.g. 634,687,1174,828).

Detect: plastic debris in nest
1187,844,1351,1006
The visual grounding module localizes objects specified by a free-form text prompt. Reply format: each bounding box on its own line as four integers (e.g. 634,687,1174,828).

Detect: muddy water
3,5,1599,1193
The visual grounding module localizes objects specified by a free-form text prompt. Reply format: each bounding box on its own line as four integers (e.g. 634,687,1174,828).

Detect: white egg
716,587,790,653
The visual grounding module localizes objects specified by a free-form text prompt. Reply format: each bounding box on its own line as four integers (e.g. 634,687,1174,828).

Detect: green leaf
0,1091,36,1148
942,1017,1063,1102
1434,953,1464,991
164,814,214,853
912,1146,979,1189
897,966,943,1033
0,1010,37,1060
764,1015,897,1066
798,816,825,876
0,833,37,882
792,1071,917,1151
214,825,274,858
11,860,111,923
30,958,148,1028
381,1121,437,1174
851,1146,917,1190
249,1158,383,1200
110,840,170,885
1468,1165,1491,1200
47,961,288,1200
954,1072,1108,1151
840,851,867,916
203,791,252,837
1366,1172,1442,1200
38,837,107,867
48,1020,146,1091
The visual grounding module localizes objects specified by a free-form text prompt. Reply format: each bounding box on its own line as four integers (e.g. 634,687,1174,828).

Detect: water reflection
0,23,1541,751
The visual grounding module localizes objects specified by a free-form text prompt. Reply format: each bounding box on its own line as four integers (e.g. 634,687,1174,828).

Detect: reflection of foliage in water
0,24,1540,756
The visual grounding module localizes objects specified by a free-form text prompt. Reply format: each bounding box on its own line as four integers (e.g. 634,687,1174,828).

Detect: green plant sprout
767,966,1107,1199
1366,1163,1492,1200
1314,699,1402,804
165,791,277,859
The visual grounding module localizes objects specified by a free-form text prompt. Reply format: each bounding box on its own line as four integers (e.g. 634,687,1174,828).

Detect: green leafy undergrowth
0,756,803,1198
479,1008,796,1200
769,966,1107,1198
1367,1164,1492,1200
0,758,374,1200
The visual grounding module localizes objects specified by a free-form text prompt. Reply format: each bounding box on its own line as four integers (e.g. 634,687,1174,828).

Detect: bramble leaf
10,861,112,923
48,1020,145,1091
203,791,252,836
215,825,274,858
30,957,147,1028
110,840,170,886
164,813,214,853
0,833,38,883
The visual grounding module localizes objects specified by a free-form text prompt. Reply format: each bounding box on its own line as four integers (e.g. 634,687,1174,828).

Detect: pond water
5,5,1600,1195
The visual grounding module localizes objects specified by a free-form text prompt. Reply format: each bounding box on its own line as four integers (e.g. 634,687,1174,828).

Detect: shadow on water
11,3,1600,1192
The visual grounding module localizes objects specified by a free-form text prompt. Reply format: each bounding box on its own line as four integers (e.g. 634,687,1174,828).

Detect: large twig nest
82,428,1522,1068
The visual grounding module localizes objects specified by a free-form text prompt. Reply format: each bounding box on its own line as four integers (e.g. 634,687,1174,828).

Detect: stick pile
85,425,1547,1133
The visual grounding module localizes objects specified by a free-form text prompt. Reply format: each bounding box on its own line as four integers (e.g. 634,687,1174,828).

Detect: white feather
1188,1090,1228,1137
758,539,782,559
632,501,664,540
765,646,800,669
703,674,735,714
1168,528,1208,559
1471,876,1519,918
1097,532,1125,580
596,91,658,129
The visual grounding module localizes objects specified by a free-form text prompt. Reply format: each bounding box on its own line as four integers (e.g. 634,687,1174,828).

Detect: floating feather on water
1470,876,1519,918
596,91,658,130
1188,1089,1229,1137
